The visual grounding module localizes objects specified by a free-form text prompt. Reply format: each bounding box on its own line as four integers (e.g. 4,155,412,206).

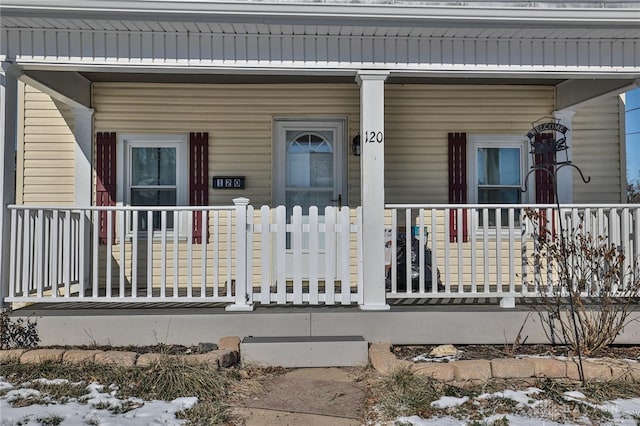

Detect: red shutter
534,133,556,239
96,132,117,244
190,132,209,244
448,132,468,243
534,133,556,204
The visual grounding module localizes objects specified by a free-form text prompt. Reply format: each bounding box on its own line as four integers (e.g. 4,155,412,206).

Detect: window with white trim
468,135,531,227
117,134,188,233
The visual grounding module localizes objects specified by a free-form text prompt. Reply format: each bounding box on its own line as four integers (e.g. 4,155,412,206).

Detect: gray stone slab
241,336,368,367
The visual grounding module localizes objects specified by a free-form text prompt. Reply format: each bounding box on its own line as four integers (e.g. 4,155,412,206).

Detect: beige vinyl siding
92,83,361,207
572,95,624,203
21,85,75,205
384,85,555,204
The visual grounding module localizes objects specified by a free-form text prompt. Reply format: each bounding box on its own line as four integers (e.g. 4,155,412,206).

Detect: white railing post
226,197,254,311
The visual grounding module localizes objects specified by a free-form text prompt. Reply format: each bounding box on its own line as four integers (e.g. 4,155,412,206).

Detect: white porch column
0,63,18,308
553,109,576,204
73,107,94,206
357,71,390,311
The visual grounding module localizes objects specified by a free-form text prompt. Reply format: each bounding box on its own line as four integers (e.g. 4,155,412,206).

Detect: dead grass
371,366,640,424
0,359,243,425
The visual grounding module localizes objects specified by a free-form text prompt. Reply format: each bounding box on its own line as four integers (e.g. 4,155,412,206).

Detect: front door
274,118,347,278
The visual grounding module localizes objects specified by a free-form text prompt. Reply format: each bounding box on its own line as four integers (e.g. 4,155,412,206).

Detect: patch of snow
477,387,544,408
564,390,587,400
30,378,70,386
0,377,14,391
430,395,469,409
412,349,464,363
5,388,42,402
0,379,198,426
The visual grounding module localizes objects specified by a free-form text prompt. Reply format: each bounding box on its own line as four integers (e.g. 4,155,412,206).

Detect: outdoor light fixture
352,134,361,156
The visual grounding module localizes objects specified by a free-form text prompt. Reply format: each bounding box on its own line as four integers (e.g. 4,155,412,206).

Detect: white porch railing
6,202,638,308
5,200,363,308
384,204,640,305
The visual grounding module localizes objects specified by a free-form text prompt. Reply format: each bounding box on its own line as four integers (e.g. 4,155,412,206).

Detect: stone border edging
369,342,640,382
0,336,241,369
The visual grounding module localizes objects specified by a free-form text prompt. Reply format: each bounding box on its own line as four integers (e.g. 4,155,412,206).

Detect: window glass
477,147,520,186
474,144,524,227
131,147,176,186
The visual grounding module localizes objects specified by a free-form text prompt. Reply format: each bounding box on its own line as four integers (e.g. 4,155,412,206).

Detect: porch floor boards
16,297,550,311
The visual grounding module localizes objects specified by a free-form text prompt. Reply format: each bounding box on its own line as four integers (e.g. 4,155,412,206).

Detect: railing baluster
482,208,489,293
405,209,412,294
495,207,502,294
35,209,44,298
63,210,71,297
444,208,450,294
186,209,193,298
508,208,515,294
340,207,351,304
173,211,179,297
292,206,303,304
146,210,153,298
325,206,336,305
418,209,425,293
202,210,209,298
160,211,167,298
457,208,464,293
9,208,17,299
118,209,125,298
276,206,286,304
92,210,99,298
430,208,438,294
260,206,271,304
309,206,319,305
132,210,138,298
356,207,364,304
51,209,58,298
390,208,397,293
470,207,477,294
78,211,86,298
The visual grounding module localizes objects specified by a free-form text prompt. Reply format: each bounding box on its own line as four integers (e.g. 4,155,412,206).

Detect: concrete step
240,336,368,368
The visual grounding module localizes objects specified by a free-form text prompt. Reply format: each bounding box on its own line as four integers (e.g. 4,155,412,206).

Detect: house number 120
364,131,384,144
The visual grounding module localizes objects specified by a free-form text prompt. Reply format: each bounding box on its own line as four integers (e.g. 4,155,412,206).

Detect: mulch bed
393,344,640,361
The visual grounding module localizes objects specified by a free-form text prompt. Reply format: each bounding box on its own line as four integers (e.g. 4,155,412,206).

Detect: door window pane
129,146,178,232
286,132,334,189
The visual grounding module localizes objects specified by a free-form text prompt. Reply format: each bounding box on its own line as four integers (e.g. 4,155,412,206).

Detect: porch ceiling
78,71,566,86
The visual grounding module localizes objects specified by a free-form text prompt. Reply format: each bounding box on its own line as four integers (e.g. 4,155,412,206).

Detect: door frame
272,117,348,209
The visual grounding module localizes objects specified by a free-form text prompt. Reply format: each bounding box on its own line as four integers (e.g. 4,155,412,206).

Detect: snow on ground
0,376,197,426
399,388,640,425
4,375,640,425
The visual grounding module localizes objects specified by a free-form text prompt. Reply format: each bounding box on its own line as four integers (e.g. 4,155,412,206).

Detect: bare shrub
0,311,40,349
524,208,640,356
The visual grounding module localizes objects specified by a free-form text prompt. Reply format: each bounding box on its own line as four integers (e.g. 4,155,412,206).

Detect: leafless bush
0,311,40,349
524,208,640,356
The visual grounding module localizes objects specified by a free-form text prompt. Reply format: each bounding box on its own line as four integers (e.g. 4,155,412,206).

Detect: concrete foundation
9,302,640,347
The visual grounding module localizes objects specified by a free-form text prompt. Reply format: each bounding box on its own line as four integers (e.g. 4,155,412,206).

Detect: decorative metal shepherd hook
522,117,590,383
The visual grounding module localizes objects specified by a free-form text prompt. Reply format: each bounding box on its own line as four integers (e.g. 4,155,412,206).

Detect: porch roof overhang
1,0,639,109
